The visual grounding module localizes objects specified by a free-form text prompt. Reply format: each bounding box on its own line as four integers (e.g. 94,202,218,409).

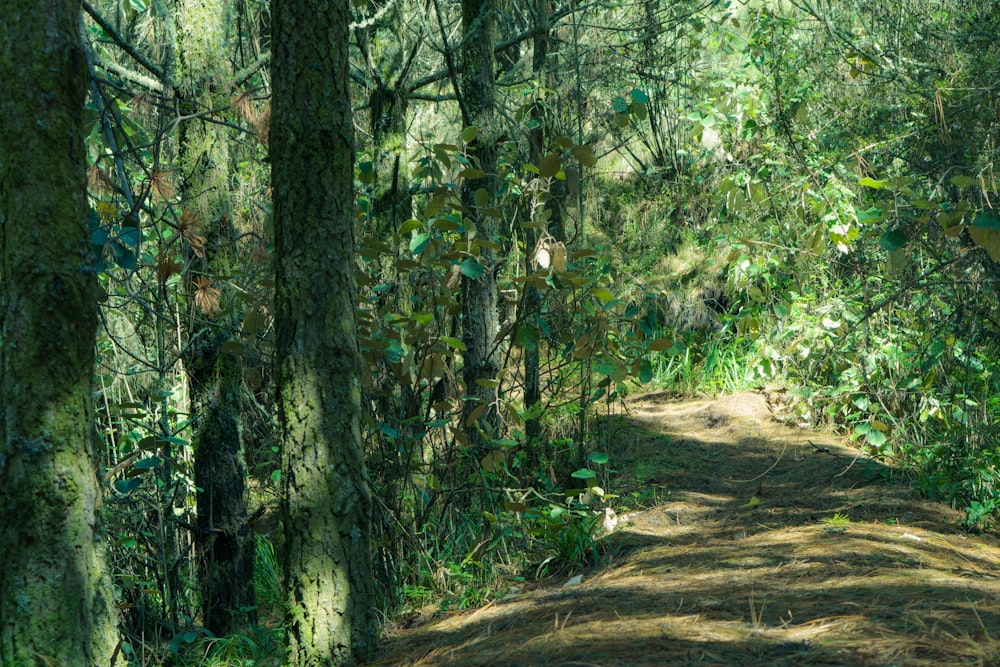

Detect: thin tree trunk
0,2,119,662
523,0,565,459
460,0,502,451
272,0,377,664
523,0,551,450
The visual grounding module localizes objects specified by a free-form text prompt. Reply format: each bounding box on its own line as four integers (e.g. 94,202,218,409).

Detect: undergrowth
596,168,1000,532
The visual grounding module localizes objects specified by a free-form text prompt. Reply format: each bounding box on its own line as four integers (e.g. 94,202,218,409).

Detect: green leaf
441,336,467,351
129,0,147,11
459,168,486,179
589,452,609,465
118,224,140,247
459,258,484,279
461,126,478,143
270,469,281,483
858,177,888,189
432,217,460,231
612,97,628,114
571,468,596,480
855,206,884,224
968,226,1000,261
592,287,614,302
572,145,597,167
168,631,200,654
114,478,142,494
630,88,649,104
879,229,907,251
950,175,979,188
112,242,137,270
516,324,539,352
539,153,561,178
434,144,458,169
409,232,430,255
473,188,490,206
637,359,653,384
865,429,887,447
398,219,423,234
425,187,448,217
972,213,1000,231
134,456,162,470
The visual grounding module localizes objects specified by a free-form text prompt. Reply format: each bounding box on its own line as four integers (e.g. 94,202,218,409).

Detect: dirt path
371,392,1000,666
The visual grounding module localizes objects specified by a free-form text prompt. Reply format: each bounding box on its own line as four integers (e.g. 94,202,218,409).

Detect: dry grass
370,392,1000,666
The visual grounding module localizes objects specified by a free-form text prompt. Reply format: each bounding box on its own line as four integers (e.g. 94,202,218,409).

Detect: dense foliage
6,0,1000,663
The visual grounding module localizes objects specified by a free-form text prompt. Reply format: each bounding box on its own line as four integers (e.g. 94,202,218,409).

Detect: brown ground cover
371,391,1000,666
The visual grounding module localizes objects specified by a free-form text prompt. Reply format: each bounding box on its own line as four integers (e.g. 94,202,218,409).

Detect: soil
369,391,1000,666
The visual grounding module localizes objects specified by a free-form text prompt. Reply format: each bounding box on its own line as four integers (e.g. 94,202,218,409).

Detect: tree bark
460,0,502,451
175,0,256,636
522,0,566,464
523,0,552,450
272,0,378,664
0,2,119,663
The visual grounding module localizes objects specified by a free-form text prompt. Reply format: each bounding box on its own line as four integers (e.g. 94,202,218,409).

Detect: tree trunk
272,0,378,664
523,0,551,451
460,0,502,451
175,0,256,636
522,0,566,460
0,2,119,663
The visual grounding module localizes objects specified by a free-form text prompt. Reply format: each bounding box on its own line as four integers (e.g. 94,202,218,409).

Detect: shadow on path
371,392,1000,666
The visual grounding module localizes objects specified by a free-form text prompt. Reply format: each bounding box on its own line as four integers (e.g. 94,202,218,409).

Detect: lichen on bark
271,0,377,664
0,0,119,662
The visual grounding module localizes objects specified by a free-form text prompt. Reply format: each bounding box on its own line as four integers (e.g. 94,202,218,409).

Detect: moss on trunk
0,1,119,662
272,0,377,664
175,0,255,636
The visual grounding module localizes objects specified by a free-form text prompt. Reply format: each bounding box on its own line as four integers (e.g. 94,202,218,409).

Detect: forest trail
370,392,1000,666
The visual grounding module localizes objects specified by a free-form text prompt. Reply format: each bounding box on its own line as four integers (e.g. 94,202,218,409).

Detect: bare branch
82,0,164,80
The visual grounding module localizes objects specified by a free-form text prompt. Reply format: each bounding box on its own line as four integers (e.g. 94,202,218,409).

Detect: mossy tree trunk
0,2,119,663
460,0,502,451
271,0,378,664
175,0,256,636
